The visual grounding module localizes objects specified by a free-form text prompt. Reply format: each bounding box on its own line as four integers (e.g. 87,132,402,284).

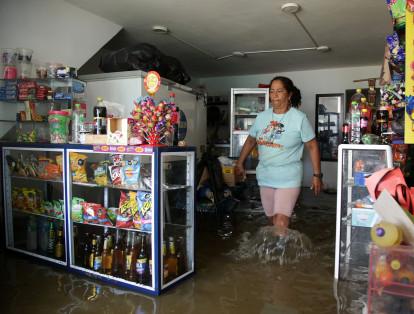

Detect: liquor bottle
112,230,124,277
167,236,178,280
147,235,152,286
176,236,187,276
93,235,103,272
163,241,169,283
26,216,37,251
83,233,90,268
102,237,112,275
38,218,49,253
350,101,361,144
367,86,376,106
124,231,133,278
136,235,148,285
128,235,139,282
47,221,56,256
89,237,97,270
54,229,64,260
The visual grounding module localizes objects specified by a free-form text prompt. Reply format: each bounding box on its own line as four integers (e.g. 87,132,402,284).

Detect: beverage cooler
2,143,196,295
334,144,393,282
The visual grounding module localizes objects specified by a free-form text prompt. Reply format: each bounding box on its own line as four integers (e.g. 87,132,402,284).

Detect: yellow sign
144,71,161,95
405,10,414,143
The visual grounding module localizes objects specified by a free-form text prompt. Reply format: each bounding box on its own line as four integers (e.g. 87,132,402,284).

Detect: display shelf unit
66,145,195,295
334,144,393,283
1,143,196,296
230,88,269,172
2,145,68,266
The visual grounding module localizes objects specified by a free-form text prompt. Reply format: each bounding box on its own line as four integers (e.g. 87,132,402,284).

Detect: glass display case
230,88,269,172
334,144,393,282
66,145,195,295
2,145,67,265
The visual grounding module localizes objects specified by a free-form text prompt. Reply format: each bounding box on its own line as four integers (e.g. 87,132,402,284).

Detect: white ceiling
66,0,393,78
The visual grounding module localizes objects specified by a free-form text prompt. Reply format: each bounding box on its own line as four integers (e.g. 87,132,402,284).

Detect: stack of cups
1,48,17,79
16,48,33,79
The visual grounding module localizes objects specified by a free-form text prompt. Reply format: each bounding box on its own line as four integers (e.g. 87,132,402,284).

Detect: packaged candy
139,165,152,189
136,191,152,231
109,165,122,185
110,154,123,166
72,197,85,222
116,191,137,228
121,157,141,186
70,152,88,183
82,202,102,224
94,162,108,186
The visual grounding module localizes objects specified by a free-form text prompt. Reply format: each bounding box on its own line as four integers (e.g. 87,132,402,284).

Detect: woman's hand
235,161,246,181
310,177,323,196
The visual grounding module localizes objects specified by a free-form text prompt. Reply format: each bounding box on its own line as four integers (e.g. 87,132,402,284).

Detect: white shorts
259,186,301,217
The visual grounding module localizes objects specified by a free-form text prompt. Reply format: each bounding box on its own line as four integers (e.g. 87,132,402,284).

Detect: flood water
0,189,367,314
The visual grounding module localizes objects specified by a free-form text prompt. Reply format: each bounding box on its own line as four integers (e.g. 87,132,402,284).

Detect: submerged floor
0,189,366,314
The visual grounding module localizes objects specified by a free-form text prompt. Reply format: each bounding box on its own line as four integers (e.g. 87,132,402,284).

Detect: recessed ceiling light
152,25,169,34
232,51,247,58
317,46,330,52
281,3,301,14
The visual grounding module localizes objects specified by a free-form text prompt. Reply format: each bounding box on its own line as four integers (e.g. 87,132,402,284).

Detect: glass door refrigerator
334,144,393,282
230,88,269,173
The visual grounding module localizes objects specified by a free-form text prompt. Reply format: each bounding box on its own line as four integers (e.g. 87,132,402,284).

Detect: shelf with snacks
13,209,64,221
72,180,151,192
72,220,152,234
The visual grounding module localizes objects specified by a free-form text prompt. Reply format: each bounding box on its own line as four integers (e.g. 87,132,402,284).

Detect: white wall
0,0,122,68
198,65,382,189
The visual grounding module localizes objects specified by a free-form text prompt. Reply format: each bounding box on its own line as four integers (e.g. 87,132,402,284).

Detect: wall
198,65,382,189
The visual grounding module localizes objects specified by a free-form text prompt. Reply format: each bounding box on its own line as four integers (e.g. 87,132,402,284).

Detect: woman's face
269,80,291,111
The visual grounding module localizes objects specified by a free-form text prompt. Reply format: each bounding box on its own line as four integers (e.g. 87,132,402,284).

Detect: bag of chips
116,191,137,228
72,197,85,222
94,162,108,186
109,165,122,185
53,200,64,219
121,156,141,186
82,202,102,224
136,191,152,231
70,152,88,183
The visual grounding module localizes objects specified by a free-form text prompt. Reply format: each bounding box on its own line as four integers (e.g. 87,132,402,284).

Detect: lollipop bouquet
131,96,177,145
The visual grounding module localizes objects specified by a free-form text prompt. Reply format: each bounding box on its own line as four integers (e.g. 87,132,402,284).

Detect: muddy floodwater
0,189,367,313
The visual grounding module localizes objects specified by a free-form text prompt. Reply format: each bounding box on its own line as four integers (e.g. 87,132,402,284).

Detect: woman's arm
235,135,257,177
304,138,322,195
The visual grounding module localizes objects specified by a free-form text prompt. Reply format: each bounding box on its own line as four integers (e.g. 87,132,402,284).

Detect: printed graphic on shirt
256,120,285,148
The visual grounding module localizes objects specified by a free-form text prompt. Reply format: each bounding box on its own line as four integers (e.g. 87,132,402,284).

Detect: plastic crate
368,244,414,313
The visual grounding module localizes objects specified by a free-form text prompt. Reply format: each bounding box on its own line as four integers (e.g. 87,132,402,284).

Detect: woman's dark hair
269,76,301,108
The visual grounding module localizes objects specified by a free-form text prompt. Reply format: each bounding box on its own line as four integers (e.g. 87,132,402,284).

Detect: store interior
1,0,414,313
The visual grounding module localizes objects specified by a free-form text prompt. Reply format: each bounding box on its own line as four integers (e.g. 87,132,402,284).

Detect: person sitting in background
235,76,322,229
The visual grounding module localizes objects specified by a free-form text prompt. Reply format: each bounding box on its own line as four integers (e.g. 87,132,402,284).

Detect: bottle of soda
341,115,350,144
350,101,361,144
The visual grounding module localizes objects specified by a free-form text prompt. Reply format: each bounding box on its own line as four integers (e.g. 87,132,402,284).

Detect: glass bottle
82,233,90,268
147,235,153,286
176,236,187,276
93,235,103,272
128,235,139,282
89,237,97,270
71,103,86,143
112,230,124,277
341,114,350,144
54,229,64,260
47,221,56,256
102,237,112,275
26,216,37,251
124,231,133,279
136,236,148,285
167,236,178,280
163,240,169,283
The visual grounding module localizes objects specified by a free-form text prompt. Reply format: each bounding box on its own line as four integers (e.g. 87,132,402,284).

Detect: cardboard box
107,118,132,146
83,134,107,144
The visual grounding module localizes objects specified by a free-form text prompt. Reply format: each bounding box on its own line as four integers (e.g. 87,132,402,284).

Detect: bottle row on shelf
74,226,188,286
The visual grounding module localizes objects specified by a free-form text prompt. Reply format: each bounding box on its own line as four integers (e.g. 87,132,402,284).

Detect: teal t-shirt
249,107,315,188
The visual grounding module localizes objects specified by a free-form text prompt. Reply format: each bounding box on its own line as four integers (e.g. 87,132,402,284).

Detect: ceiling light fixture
216,2,330,61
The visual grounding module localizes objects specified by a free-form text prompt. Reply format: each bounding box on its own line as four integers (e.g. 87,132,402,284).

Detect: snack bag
136,191,152,231
94,162,108,186
109,165,122,185
41,201,55,216
23,188,37,211
82,202,102,224
107,207,118,225
116,191,137,228
97,206,112,226
72,197,85,222
53,200,64,219
110,154,123,166
38,157,60,180
70,152,88,183
121,157,141,186
55,155,63,174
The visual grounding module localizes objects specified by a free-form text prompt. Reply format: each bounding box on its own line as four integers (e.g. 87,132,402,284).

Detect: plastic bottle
349,88,365,111
93,97,107,135
359,98,369,136
71,103,85,143
350,101,361,144
341,114,350,144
